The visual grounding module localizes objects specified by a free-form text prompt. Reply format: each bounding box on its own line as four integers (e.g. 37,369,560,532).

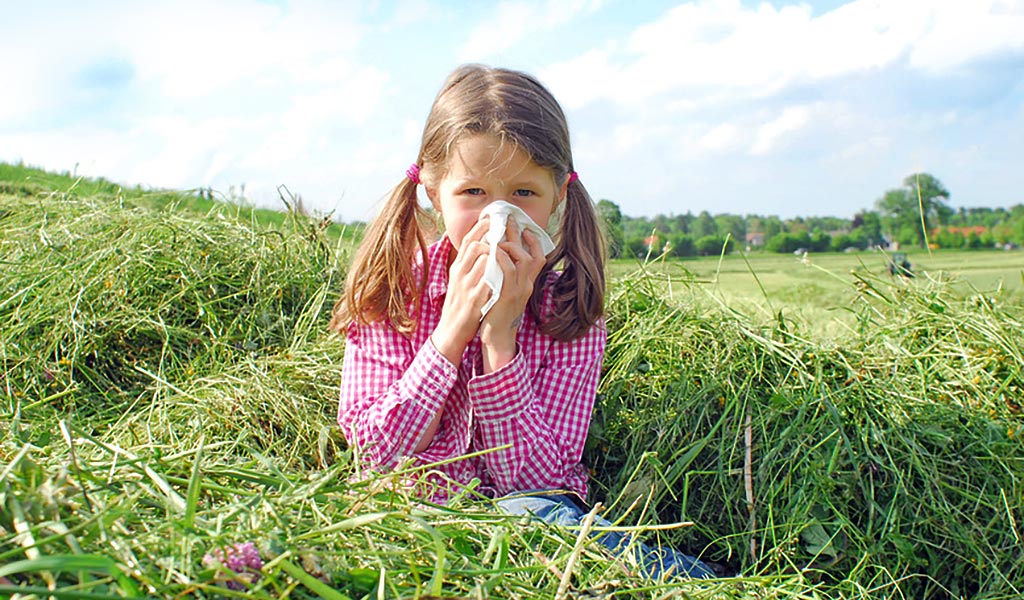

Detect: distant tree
991,224,1011,245
876,173,951,248
766,231,811,254
669,233,695,257
673,213,693,235
851,210,883,247
809,230,831,252
715,214,746,246
934,229,964,249
906,172,953,227
625,235,649,258
596,199,625,258
693,211,717,239
651,214,674,236
695,235,733,256
762,216,785,238
786,217,809,234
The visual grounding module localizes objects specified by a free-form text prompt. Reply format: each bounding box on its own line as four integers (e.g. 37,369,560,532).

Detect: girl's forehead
445,133,545,180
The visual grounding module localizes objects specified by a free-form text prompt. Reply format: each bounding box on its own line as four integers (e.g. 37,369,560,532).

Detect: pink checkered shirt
338,236,606,502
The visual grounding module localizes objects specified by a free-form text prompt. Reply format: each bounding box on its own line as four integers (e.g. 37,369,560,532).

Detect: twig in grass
744,412,756,564
58,419,94,512
71,429,187,514
555,502,603,600
7,495,42,565
1002,488,1021,545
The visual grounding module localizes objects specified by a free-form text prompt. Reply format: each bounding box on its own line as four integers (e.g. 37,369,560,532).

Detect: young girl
331,64,713,580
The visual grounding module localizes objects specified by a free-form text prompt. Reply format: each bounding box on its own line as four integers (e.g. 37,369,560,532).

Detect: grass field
2,168,1024,599
610,249,1023,337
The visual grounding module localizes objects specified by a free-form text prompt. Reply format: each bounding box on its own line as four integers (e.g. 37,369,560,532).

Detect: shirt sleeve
468,319,606,497
337,320,458,469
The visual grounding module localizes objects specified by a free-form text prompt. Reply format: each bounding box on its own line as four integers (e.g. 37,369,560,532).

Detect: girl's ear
555,177,570,211
425,185,440,211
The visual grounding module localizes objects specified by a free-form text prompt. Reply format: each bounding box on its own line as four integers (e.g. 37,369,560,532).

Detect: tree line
596,173,1024,258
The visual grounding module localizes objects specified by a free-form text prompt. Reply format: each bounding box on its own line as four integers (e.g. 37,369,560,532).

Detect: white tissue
478,201,556,318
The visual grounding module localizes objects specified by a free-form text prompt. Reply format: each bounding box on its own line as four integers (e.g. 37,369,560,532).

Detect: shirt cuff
398,337,458,417
467,350,532,421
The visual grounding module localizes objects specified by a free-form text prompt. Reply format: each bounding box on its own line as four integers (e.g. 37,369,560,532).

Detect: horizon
3,0,1023,222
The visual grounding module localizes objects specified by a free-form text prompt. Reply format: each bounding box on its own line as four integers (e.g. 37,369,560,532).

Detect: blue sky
3,0,1023,221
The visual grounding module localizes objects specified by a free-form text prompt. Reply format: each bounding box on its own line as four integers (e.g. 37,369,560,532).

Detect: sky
3,0,1023,221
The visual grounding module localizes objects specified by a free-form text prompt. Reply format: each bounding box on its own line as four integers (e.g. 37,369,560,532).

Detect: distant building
933,226,988,237
745,232,765,247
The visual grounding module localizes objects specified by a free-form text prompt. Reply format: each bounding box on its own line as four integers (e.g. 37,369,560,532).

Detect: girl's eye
463,188,485,196
512,189,536,197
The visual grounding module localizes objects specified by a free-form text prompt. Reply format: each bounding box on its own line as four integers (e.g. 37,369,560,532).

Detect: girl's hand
431,217,492,366
479,218,547,372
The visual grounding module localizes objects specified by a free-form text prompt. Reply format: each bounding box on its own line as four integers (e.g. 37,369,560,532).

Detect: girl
331,64,713,580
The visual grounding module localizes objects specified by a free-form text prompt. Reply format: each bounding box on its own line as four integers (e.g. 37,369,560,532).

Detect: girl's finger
462,216,491,248
520,229,543,259
499,238,531,264
505,216,521,246
452,241,489,276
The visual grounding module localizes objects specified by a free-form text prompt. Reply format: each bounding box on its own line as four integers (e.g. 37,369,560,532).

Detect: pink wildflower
203,542,262,590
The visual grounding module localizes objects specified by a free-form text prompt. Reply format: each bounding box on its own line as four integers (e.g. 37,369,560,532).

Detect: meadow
609,249,1023,338
2,169,1023,599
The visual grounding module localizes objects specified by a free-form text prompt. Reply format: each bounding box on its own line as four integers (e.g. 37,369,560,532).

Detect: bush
766,231,810,253
695,235,732,256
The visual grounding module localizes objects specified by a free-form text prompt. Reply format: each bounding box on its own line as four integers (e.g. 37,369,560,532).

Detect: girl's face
426,133,567,258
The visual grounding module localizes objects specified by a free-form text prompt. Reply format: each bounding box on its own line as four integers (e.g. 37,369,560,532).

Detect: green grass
0,161,356,239
610,249,1024,338
3,170,1024,599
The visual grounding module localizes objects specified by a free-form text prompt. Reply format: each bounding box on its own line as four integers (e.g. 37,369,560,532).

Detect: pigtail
329,177,431,334
531,177,606,340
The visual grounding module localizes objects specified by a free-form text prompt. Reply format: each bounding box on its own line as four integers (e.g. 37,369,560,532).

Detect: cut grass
2,174,1024,598
590,264,1024,598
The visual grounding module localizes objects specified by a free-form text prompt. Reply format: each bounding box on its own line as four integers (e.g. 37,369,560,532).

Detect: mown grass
0,161,356,238
589,265,1024,598
2,175,1023,599
609,249,1024,339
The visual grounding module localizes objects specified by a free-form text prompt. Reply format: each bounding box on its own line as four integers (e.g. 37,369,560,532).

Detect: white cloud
910,0,1024,71
391,0,433,28
699,122,739,152
5,0,1024,222
458,0,605,61
750,106,811,155
0,0,368,120
1,0,393,216
542,0,1024,110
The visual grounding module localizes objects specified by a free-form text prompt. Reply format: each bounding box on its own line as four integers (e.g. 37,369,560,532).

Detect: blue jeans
495,491,715,580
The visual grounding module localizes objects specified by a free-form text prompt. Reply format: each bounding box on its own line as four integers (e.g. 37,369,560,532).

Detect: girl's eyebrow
453,173,546,186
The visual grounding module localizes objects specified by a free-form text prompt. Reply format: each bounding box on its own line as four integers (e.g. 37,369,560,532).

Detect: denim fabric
495,491,715,580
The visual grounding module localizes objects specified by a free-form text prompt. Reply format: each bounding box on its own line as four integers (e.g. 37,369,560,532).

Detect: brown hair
330,64,605,340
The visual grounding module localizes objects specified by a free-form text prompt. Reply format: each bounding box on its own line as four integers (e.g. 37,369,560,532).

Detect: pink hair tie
406,163,421,185
568,171,580,183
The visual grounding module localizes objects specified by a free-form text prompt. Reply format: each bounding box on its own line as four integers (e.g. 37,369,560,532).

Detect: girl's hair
330,64,605,341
